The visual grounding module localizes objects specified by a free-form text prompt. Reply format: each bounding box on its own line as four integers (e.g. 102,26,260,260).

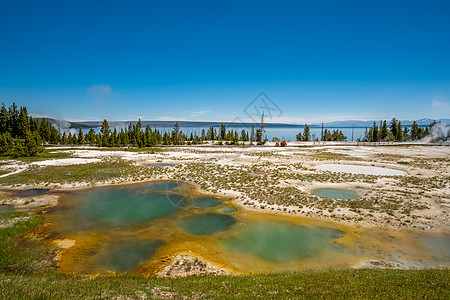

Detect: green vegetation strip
0,212,44,274
0,159,134,186
0,269,448,299
0,169,10,175
0,211,449,299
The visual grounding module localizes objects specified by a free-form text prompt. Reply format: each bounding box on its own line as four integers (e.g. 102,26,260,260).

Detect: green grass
0,201,449,299
0,268,448,299
0,159,135,186
310,151,354,160
0,148,73,163
0,212,45,274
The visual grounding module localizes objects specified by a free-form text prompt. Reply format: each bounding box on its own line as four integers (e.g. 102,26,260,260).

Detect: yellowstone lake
39,181,450,275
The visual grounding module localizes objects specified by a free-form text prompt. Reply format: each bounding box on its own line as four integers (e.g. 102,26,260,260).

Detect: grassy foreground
0,269,448,299
0,213,449,299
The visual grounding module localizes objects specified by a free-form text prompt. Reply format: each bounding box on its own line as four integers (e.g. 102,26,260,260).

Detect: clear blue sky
0,0,449,123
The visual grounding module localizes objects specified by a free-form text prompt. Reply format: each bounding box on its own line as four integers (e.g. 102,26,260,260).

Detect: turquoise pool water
193,196,222,207
97,239,163,272
312,188,360,199
177,213,235,235
221,222,344,262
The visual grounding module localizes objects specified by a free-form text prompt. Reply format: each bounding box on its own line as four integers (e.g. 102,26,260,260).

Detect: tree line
0,103,269,157
0,103,56,157
296,124,347,141
295,118,443,143
1,102,443,158
360,118,438,142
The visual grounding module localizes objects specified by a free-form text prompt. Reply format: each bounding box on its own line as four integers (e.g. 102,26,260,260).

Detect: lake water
42,181,450,274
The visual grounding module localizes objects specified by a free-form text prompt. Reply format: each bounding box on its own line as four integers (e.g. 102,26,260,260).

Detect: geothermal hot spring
39,181,449,275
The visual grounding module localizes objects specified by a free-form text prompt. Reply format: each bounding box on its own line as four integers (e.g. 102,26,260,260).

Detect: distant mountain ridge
47,118,449,129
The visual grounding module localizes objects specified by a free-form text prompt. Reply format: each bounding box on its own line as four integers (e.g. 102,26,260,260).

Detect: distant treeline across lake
73,126,368,142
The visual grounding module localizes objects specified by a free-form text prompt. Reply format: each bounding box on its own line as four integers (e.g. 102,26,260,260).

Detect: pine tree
323,129,330,141
233,130,239,144
260,112,266,143
61,132,68,145
403,126,410,141
38,118,51,142
68,132,73,145
411,121,419,140
240,129,248,141
166,131,172,145
379,120,389,141
390,117,398,140
8,103,19,137
256,128,262,144
78,128,85,144
100,119,110,146
396,122,403,141
321,122,324,141
17,106,29,138
24,130,39,156
201,129,206,141
172,122,181,145
0,132,14,156
0,103,8,134
303,124,311,141
86,128,94,145
144,125,152,146
372,122,378,142
220,124,226,140
12,141,26,158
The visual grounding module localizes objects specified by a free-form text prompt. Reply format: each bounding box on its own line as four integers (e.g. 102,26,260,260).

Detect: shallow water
40,181,450,274
193,196,222,207
218,207,238,213
222,223,344,262
177,213,235,235
96,239,164,272
419,234,450,261
72,187,186,228
147,163,175,167
312,188,360,200
15,188,49,197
